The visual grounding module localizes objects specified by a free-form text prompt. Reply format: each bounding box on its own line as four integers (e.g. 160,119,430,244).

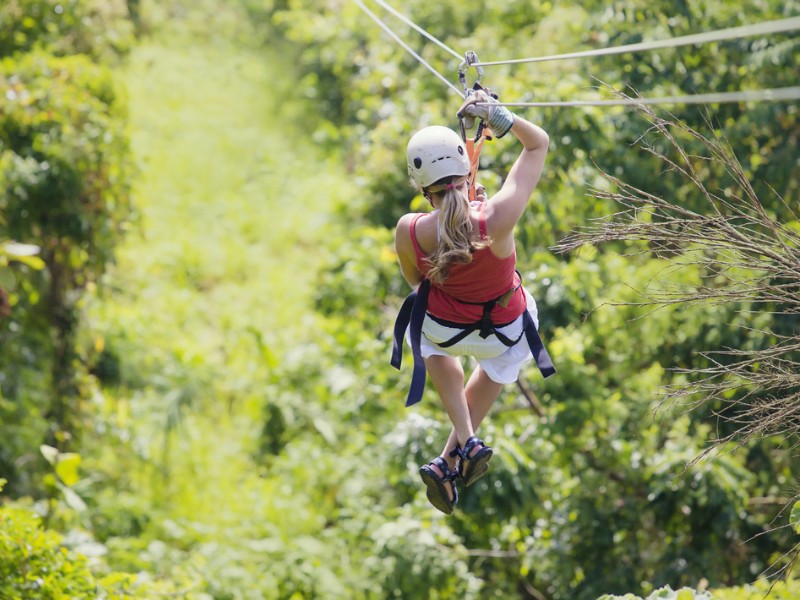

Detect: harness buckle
478,300,497,339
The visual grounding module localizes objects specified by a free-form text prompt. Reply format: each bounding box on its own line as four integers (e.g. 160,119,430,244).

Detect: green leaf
40,444,59,466
647,588,676,599
790,500,800,535
58,483,88,512
11,255,46,270
55,452,81,486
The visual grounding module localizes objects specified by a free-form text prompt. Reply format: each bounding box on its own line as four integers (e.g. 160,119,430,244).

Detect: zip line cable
474,16,800,67
354,0,464,98
496,86,800,107
355,2,800,108
371,0,462,61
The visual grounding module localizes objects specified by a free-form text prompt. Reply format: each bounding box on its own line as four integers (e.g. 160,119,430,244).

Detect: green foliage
0,501,157,599
598,587,711,600
602,576,800,600
792,501,800,535
0,52,131,262
712,576,800,600
253,0,800,231
0,504,97,598
2,0,798,598
601,578,800,600
315,225,405,327
0,17,134,491
0,0,134,60
242,0,800,597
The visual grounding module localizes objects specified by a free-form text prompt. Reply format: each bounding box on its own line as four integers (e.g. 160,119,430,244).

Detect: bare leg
424,355,474,498
441,366,504,467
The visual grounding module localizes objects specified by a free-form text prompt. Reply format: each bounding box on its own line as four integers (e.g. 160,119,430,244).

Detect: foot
429,460,457,502
419,457,458,514
456,436,493,487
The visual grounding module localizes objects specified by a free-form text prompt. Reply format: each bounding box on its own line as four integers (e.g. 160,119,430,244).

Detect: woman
392,91,555,514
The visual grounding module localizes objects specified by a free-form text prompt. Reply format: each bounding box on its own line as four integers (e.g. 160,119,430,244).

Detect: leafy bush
598,577,800,600
712,577,800,600
0,504,100,598
0,52,131,259
0,479,150,599
0,51,133,489
598,586,711,600
0,0,134,60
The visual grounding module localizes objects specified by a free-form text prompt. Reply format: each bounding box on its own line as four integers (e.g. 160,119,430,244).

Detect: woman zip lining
392,90,555,514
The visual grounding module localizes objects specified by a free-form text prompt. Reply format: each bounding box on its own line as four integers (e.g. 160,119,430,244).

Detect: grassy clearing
114,37,346,347
85,7,356,549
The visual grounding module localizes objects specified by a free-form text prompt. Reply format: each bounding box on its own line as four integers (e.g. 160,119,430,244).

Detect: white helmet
406,126,470,188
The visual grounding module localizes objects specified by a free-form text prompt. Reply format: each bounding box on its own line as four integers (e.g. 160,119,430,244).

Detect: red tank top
410,203,526,324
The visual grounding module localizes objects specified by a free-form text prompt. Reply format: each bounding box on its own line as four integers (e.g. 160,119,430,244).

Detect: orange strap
465,125,493,201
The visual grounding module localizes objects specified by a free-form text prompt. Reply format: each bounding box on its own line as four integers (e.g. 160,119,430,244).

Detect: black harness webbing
391,280,556,407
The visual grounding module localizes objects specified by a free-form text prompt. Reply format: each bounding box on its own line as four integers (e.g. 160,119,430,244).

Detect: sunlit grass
85,14,357,544
117,38,346,342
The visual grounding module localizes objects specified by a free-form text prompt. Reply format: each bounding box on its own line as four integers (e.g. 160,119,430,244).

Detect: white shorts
414,288,540,385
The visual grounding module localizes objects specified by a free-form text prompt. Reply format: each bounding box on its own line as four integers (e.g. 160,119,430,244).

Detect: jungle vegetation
0,0,798,598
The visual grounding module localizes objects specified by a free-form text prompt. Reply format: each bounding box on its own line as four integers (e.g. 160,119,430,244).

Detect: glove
457,89,515,138
459,89,478,130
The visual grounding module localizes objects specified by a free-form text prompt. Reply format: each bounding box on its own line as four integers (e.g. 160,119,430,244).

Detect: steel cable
355,2,800,108
371,0,463,61
354,0,464,97
474,16,800,66
493,86,800,108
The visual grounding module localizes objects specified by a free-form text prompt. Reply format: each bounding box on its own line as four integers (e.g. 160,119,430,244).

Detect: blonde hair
424,176,490,284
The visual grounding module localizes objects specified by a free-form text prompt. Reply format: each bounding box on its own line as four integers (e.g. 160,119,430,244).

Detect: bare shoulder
395,213,416,245
482,198,513,236
396,212,416,230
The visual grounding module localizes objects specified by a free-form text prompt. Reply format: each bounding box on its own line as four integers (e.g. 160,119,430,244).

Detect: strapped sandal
455,436,493,487
419,456,458,515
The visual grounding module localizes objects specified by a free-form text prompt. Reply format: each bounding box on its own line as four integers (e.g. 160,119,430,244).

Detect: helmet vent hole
414,157,422,169
458,146,464,156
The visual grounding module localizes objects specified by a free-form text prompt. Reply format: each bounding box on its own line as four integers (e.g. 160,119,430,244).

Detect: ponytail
425,177,490,284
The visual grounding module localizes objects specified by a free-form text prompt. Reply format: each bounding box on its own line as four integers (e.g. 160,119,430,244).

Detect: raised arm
485,116,549,236
459,92,549,238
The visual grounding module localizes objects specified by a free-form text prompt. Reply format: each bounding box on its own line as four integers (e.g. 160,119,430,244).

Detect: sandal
419,456,458,514
454,436,493,487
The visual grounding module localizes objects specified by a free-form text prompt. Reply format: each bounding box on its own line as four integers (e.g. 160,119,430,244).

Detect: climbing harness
390,274,556,407
428,270,524,347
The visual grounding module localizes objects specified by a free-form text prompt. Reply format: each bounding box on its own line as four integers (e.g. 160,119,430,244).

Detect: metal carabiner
457,51,483,97
458,51,485,141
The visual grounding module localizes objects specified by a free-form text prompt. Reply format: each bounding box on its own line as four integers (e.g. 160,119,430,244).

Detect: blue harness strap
390,279,430,406
522,310,556,378
391,279,555,406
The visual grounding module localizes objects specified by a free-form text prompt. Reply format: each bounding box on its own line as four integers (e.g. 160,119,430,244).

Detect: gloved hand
457,89,515,138
475,182,487,203
459,89,478,130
